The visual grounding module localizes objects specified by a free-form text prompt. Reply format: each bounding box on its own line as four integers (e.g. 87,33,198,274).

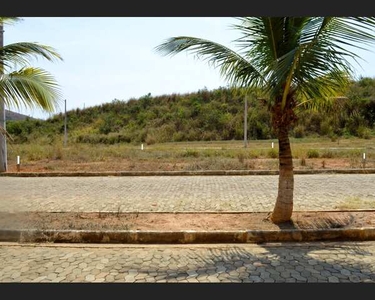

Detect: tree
156,17,375,223
0,17,62,172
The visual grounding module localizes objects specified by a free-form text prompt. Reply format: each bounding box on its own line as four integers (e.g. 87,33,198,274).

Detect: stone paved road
0,242,374,282
1,174,374,212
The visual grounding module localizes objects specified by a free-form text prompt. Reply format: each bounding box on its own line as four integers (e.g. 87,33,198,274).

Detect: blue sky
4,17,375,119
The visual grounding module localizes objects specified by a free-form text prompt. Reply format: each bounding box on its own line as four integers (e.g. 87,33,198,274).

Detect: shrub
53,146,63,160
293,125,305,138
267,149,278,159
306,149,320,158
320,121,332,136
75,133,131,144
357,126,371,139
329,133,338,142
172,131,185,142
145,134,157,145
183,149,200,158
321,150,334,158
237,152,245,164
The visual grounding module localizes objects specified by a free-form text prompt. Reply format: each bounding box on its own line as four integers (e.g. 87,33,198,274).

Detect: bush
267,149,278,159
306,149,320,158
53,146,63,160
237,152,245,164
172,131,185,142
357,126,371,139
75,133,131,144
145,134,157,145
329,133,338,142
321,150,334,158
320,121,333,136
293,125,305,138
183,149,200,158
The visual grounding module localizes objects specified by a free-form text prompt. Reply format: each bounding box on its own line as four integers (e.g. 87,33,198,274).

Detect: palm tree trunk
270,127,294,223
0,22,7,173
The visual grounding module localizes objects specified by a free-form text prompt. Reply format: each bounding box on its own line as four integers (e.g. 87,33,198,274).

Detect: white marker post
272,142,274,149
363,152,366,168
16,155,20,172
141,144,144,151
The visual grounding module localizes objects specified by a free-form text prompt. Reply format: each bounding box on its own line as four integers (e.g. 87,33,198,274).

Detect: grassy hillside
6,78,375,145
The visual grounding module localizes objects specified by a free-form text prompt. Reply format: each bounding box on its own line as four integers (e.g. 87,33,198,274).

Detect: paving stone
341,269,352,276
280,271,291,279
47,273,58,280
3,174,375,213
328,276,340,283
124,276,136,282
349,275,361,283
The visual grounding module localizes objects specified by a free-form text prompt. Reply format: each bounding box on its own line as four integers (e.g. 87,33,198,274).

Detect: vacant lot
6,137,375,172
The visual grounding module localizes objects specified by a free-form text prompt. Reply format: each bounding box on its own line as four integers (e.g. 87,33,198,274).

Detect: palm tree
156,17,375,223
0,17,62,172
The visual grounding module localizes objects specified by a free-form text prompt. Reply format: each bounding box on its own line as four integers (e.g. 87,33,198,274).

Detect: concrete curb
1,169,375,177
1,228,375,244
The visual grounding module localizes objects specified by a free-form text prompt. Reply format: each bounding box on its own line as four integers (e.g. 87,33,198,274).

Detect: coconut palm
156,17,375,223
0,17,62,172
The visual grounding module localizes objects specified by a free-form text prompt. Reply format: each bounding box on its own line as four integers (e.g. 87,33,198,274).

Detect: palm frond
0,43,63,69
155,36,266,88
156,17,375,116
232,18,283,82
272,17,375,108
0,17,21,25
297,95,347,112
0,67,62,112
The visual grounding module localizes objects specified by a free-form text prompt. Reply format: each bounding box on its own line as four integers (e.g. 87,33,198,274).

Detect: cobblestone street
1,242,374,283
1,174,375,212
1,174,375,283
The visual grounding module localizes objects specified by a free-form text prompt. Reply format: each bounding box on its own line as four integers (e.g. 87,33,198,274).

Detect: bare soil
1,211,375,231
5,158,366,173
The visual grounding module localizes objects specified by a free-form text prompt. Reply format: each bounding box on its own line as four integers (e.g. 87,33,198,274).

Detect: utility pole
244,95,248,148
0,22,7,172
63,99,67,147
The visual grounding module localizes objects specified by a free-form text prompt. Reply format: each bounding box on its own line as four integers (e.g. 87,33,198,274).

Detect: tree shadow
144,242,375,282
185,242,374,282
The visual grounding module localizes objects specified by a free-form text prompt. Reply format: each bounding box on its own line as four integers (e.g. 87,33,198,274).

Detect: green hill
6,78,375,145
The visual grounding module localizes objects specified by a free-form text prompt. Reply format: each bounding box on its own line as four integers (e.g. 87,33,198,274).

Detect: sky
3,17,375,120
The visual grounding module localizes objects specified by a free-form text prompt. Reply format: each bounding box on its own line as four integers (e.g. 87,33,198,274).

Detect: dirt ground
5,158,368,173
1,211,375,231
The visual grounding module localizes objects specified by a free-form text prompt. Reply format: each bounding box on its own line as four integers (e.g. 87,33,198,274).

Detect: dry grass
1,211,375,231
6,137,375,172
335,197,375,210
